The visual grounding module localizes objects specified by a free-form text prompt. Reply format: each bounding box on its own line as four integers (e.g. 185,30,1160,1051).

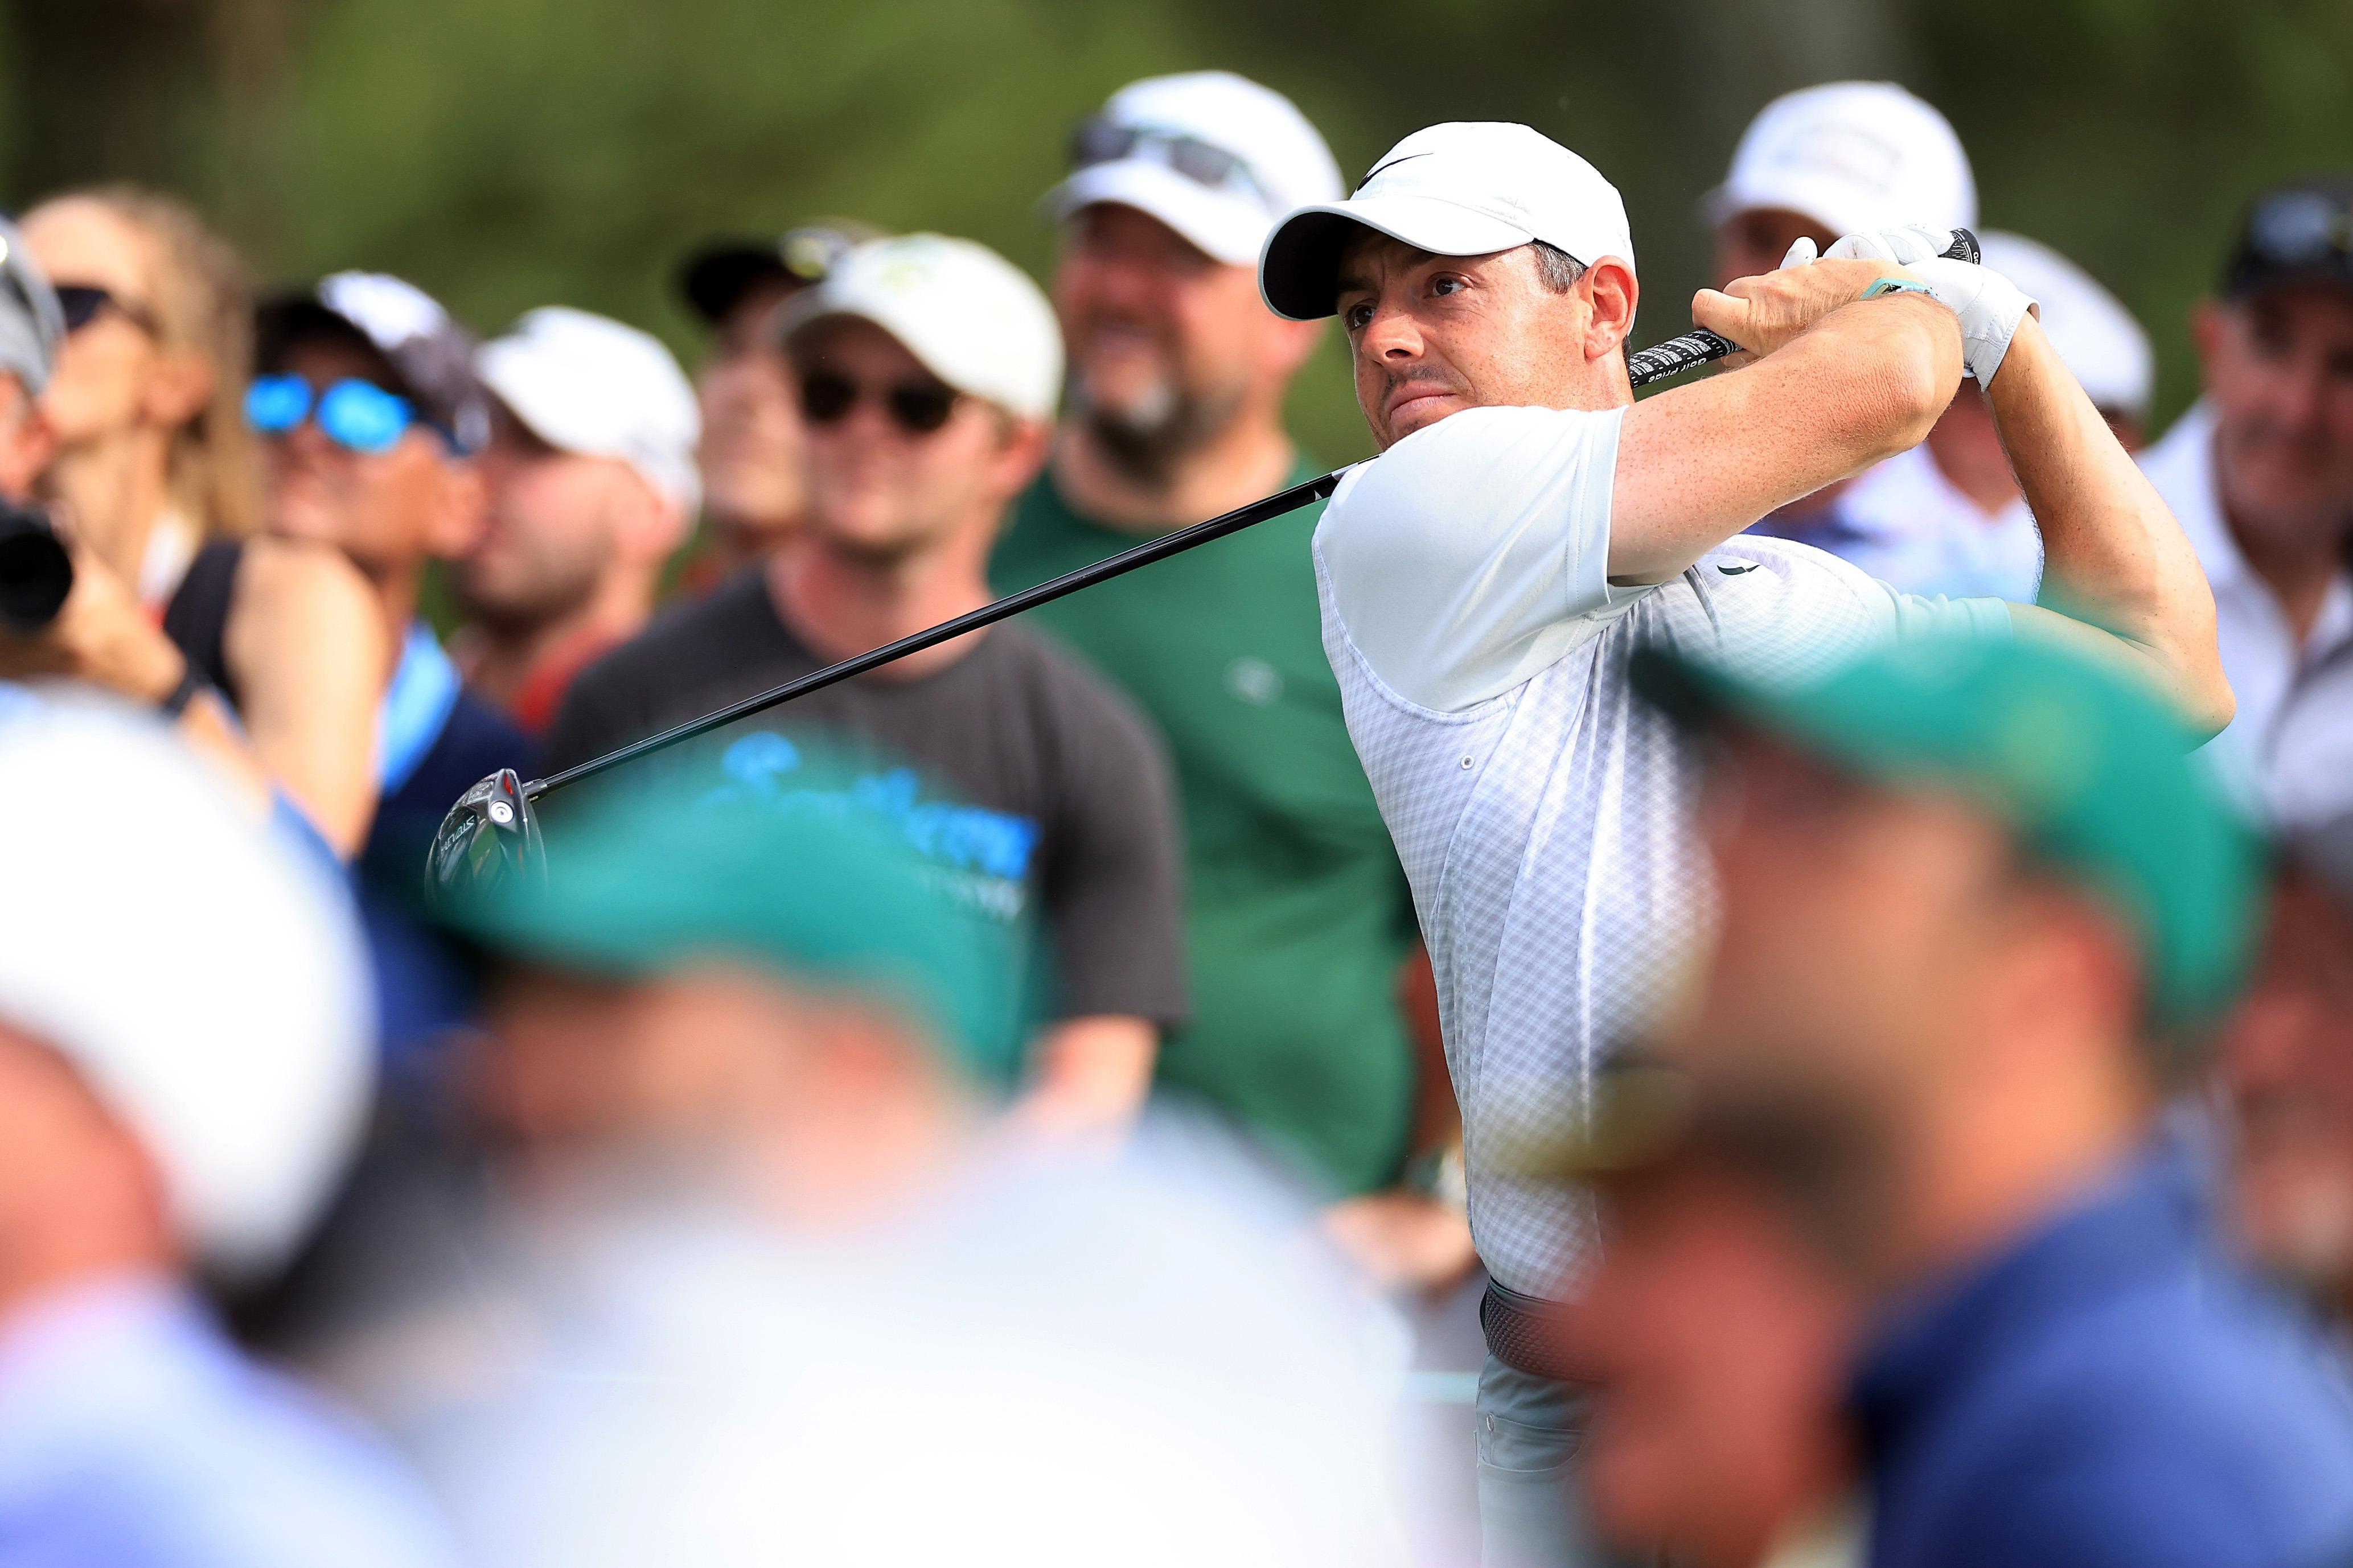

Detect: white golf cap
1705,81,1977,239
1040,71,1343,267
0,693,372,1280
1260,122,1634,323
1978,232,2153,419
781,234,1063,422
477,306,703,513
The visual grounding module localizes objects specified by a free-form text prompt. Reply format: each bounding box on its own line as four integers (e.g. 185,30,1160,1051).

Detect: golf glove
1827,225,2039,383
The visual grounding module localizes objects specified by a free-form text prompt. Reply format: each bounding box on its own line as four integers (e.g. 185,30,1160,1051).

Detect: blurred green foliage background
3,0,2352,464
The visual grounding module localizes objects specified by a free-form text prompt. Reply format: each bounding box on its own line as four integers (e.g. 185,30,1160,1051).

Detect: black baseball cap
2224,175,2353,301
674,221,881,326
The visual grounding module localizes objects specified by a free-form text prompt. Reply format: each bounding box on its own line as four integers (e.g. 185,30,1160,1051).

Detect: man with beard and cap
993,72,1470,1288
1260,120,2229,1565
2141,176,2353,833
452,306,701,734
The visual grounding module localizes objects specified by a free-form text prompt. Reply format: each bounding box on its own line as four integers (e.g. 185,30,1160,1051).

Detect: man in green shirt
995,71,1471,1286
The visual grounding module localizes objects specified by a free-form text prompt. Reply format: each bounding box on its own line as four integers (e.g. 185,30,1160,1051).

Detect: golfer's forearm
1611,294,1956,580
1990,319,2233,736
1011,1015,1156,1138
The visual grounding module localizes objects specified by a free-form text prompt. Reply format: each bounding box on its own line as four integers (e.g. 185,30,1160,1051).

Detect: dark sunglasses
245,373,422,455
1069,117,1261,201
55,283,159,337
2245,191,2353,267
799,372,959,436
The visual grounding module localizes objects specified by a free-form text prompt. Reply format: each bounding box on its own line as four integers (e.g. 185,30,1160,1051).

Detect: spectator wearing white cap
0,697,458,1568
1260,118,2225,1568
1813,232,2157,602
548,234,1186,1139
453,307,700,734
995,73,1467,1285
1708,83,1978,552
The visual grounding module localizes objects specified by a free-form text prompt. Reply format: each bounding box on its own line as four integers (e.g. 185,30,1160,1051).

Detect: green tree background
3,0,2350,465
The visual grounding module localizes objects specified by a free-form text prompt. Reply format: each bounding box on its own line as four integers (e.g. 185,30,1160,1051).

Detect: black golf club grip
1625,227,1981,388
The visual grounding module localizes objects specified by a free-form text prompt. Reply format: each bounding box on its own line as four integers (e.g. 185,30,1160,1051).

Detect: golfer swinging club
1256,122,2231,1565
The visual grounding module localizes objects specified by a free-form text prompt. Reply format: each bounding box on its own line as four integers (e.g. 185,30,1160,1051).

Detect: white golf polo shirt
1315,405,2009,1297
2140,400,2353,833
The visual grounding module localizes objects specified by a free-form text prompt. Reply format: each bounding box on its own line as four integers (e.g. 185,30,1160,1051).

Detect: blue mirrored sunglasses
244,374,418,455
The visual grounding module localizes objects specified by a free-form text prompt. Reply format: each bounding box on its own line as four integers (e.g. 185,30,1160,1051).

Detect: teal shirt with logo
991,461,1418,1196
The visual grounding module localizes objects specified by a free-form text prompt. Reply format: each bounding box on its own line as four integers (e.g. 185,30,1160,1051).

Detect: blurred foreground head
1637,633,2258,1282
2220,818,2353,1316
445,771,1020,1223
0,212,63,497
1565,1090,1862,1568
0,695,372,1289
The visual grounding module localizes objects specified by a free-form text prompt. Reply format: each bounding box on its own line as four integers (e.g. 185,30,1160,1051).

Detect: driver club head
424,767,545,910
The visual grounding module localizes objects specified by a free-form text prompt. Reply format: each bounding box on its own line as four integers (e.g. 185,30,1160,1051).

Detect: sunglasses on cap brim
1067,116,1264,204
245,373,454,456
798,372,960,436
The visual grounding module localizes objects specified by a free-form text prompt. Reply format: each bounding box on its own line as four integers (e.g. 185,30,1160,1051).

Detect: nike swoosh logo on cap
1356,152,1434,193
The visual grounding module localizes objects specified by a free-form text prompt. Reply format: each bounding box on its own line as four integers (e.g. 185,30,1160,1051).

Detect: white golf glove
1826,225,2039,383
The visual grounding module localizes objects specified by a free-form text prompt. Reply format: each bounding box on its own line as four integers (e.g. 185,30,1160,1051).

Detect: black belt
1480,1279,1604,1385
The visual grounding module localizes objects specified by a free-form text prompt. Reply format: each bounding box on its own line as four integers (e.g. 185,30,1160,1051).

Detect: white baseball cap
1978,232,2153,419
0,693,373,1279
1259,122,1635,322
477,306,703,514
1040,71,1344,267
781,234,1063,422
1705,81,1977,239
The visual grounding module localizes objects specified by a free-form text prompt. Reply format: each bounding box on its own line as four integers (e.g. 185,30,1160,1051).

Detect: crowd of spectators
0,63,2347,1568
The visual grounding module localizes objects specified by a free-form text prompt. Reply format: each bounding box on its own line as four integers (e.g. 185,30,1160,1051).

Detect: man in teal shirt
995,71,1471,1285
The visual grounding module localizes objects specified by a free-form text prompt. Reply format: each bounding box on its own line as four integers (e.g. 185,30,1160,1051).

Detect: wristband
158,660,209,719
1861,277,1934,299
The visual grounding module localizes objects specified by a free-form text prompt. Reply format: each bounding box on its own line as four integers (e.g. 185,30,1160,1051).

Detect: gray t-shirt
545,569,1189,1062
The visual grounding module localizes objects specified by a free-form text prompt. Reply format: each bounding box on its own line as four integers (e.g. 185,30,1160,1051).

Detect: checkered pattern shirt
1315,406,2008,1297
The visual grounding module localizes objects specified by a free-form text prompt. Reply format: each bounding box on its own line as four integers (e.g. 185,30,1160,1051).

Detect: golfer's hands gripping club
1691,254,1930,368
1824,225,2038,384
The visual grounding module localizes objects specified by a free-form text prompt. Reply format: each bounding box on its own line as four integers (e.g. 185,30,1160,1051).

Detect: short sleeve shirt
544,569,1189,1083
1316,405,2009,1295
992,467,1419,1195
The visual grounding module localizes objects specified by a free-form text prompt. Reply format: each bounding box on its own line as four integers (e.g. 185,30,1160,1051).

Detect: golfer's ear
1583,258,1637,362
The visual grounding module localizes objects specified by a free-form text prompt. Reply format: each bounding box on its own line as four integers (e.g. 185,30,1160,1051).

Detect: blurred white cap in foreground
0,694,373,1279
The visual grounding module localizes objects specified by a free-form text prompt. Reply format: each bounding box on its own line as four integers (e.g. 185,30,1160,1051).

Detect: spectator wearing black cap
252,273,536,1067
13,190,385,855
2142,176,2353,832
672,221,874,591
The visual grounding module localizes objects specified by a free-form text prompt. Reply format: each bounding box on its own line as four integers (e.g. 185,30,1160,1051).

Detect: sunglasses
245,374,421,455
55,283,159,337
799,372,960,436
1069,117,1264,204
2246,191,2353,267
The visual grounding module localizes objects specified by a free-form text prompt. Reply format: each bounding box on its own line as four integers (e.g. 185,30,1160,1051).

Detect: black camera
0,501,72,631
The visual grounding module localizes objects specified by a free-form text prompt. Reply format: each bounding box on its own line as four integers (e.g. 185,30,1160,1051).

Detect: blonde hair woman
18,188,383,854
